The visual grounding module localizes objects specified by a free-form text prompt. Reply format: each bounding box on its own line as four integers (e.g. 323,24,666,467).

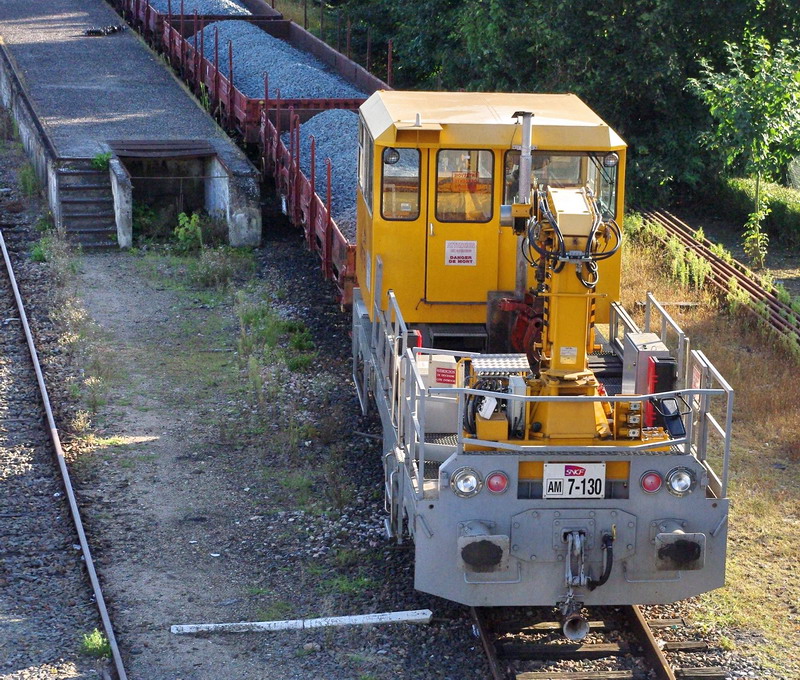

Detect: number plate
543,463,606,499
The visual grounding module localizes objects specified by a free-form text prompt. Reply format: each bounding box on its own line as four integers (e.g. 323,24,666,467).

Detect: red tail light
486,471,509,494
640,471,663,494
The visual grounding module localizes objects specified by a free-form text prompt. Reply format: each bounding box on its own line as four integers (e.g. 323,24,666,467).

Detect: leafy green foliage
689,35,800,182
80,629,111,658
742,190,771,268
341,0,800,204
713,176,800,245
132,202,159,239
91,152,112,171
689,34,800,263
30,236,53,263
174,212,203,253
726,276,751,315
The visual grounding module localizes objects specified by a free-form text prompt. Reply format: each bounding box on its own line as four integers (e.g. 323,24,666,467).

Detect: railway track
472,605,727,680
642,211,800,342
0,228,127,680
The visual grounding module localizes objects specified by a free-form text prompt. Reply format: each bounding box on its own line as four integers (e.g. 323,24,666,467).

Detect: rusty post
292,112,300,223
262,74,270,173
228,40,234,131
319,0,324,40
193,11,198,85
346,18,351,59
337,12,341,52
387,39,393,87
304,0,308,29
366,27,371,73
200,19,205,86
214,27,219,118
275,89,281,140
309,137,316,249
167,0,172,19
179,0,185,72
325,159,333,278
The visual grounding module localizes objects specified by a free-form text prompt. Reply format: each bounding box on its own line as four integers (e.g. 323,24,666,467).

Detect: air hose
587,533,615,591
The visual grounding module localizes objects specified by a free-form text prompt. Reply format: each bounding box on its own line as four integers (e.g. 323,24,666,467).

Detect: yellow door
425,148,499,303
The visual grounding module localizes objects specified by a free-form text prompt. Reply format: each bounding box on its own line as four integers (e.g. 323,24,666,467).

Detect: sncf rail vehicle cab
352,91,732,638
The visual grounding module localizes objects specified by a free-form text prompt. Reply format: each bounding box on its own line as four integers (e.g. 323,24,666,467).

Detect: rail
472,604,727,679
643,210,800,344
0,230,128,680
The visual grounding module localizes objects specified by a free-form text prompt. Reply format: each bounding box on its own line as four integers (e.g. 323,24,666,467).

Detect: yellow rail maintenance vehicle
352,91,732,639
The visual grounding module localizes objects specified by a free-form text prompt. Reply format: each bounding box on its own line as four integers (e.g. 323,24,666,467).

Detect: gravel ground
146,0,251,14
195,20,367,99
283,110,359,239
0,131,102,678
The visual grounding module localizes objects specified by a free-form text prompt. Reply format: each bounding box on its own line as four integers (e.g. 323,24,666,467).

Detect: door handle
429,222,435,237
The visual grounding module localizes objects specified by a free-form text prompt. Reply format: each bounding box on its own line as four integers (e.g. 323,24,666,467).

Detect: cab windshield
504,151,619,218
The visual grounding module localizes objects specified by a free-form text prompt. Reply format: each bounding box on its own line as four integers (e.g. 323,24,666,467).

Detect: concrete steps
56,159,118,249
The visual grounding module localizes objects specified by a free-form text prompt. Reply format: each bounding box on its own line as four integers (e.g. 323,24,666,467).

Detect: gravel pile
195,20,366,100
147,0,251,14
283,109,359,239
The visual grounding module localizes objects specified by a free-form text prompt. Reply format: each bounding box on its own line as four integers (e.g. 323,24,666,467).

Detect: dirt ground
65,242,485,680
73,254,272,679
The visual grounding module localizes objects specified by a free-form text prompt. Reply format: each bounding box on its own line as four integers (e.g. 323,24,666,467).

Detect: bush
712,177,800,246
91,152,112,171
174,212,203,253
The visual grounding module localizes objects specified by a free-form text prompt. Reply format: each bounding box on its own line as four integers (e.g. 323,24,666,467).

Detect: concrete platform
0,0,261,247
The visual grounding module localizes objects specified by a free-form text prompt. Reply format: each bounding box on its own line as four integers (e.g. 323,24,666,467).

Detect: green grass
18,161,39,197
257,600,293,621
321,574,376,596
80,628,111,658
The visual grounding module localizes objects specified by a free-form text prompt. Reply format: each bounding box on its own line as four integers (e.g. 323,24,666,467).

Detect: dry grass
622,239,800,676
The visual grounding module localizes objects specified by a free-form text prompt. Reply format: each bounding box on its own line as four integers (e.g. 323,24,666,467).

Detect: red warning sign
435,367,457,384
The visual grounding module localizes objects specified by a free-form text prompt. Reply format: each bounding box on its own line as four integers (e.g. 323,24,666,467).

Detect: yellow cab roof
360,90,626,151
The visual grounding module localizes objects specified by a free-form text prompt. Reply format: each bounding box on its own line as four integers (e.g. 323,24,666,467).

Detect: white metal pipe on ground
171,609,433,635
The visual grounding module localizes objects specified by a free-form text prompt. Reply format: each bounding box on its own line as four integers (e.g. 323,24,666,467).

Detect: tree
689,35,800,267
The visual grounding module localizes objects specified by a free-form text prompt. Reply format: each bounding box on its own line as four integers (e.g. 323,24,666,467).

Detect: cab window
358,118,374,214
503,151,581,203
381,148,420,220
503,151,618,217
435,149,493,222
588,156,618,218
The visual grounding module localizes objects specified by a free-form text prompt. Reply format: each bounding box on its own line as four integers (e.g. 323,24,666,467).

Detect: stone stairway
56,158,117,249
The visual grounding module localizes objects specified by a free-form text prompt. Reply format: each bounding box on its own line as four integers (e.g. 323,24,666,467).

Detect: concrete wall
0,45,60,228
109,158,133,249
205,155,229,220
206,155,262,247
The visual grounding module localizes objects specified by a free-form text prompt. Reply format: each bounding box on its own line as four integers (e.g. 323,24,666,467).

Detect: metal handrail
644,292,690,387
381,290,733,501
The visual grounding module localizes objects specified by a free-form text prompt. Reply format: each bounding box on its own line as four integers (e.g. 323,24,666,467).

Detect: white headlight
666,467,695,496
451,467,482,498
